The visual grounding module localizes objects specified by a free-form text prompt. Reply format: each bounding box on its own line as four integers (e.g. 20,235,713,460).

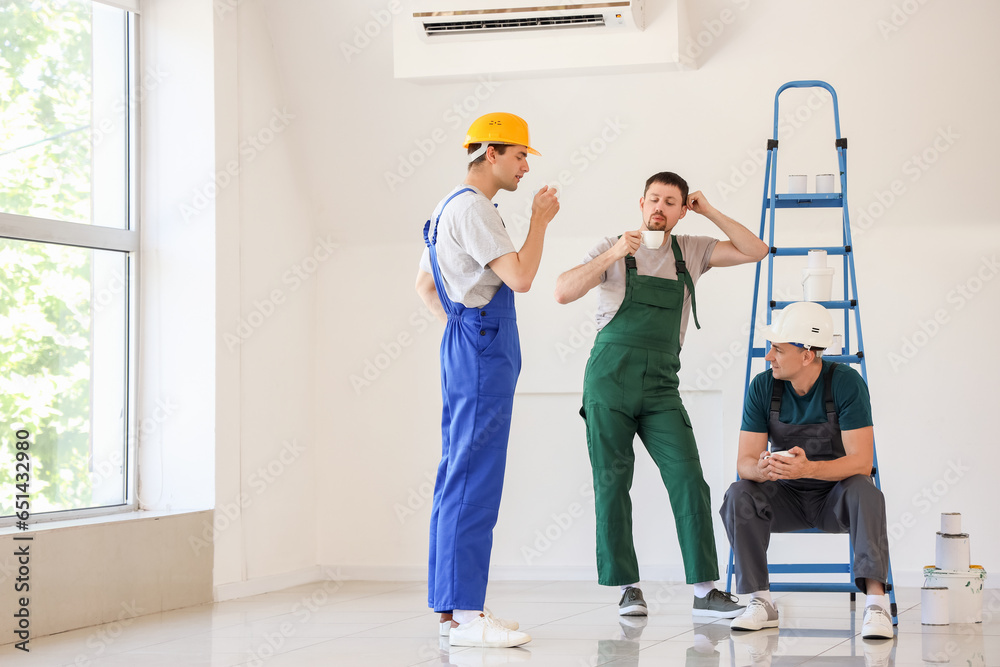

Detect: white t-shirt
583,234,718,346
419,185,516,308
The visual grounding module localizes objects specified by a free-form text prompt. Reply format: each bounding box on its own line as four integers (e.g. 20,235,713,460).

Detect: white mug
641,230,664,249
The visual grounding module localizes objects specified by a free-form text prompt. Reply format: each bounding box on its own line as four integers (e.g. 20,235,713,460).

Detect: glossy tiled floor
3,580,998,666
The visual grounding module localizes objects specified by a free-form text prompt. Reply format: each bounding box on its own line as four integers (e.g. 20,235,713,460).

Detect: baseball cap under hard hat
464,113,540,161
761,301,834,349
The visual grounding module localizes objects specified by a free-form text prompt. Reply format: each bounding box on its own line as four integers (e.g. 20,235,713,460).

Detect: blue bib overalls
423,188,522,612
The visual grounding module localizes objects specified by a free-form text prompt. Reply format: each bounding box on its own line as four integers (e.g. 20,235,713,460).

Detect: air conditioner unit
394,0,691,81
413,1,644,41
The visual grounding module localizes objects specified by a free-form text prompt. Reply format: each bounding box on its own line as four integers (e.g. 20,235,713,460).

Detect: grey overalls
720,363,890,593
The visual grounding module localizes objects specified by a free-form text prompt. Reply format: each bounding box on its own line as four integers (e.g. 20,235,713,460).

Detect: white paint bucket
788,174,807,193
923,565,988,624
802,267,834,301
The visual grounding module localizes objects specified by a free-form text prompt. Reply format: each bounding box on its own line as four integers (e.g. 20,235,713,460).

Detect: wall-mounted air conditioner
412,1,644,41
394,0,692,81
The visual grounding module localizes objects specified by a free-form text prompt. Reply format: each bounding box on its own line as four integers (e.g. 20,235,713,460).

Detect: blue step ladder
724,80,898,624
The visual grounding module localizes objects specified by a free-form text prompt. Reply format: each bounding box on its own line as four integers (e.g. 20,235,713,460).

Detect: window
0,0,139,523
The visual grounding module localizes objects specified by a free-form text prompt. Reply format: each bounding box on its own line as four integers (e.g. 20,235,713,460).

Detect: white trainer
730,598,779,631
861,605,894,640
450,614,532,648
441,610,519,637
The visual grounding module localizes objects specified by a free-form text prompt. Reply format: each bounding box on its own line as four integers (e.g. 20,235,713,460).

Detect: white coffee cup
641,230,664,249
770,450,794,458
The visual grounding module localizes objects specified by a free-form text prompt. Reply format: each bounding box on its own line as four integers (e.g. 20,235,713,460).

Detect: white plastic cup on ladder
816,173,836,193
807,249,828,268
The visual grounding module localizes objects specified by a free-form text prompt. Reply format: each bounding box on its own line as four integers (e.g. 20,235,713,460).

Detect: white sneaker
732,627,779,666
861,605,894,640
730,598,779,631
863,636,894,667
450,614,532,648
441,610,519,636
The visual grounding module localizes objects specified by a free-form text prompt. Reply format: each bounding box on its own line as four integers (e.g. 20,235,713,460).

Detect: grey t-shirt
583,234,718,346
419,185,516,308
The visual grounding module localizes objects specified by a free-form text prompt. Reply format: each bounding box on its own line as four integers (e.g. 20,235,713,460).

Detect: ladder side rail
774,80,842,140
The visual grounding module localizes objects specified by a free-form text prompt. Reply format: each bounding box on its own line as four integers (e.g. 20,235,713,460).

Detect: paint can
923,565,988,624
936,532,971,571
921,586,949,625
941,512,962,534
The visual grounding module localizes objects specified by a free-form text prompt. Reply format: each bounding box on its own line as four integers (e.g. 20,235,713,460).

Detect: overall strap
823,362,838,413
769,373,784,415
771,362,838,418
424,187,475,247
671,236,700,329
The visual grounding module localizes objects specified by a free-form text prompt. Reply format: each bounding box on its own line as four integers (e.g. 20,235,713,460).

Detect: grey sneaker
618,586,647,616
693,589,746,618
730,598,779,631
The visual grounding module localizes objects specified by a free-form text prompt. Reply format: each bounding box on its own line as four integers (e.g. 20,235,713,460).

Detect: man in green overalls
554,171,768,619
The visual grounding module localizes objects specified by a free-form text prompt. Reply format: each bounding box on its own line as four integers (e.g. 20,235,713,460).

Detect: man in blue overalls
720,301,893,640
554,172,768,623
415,112,559,648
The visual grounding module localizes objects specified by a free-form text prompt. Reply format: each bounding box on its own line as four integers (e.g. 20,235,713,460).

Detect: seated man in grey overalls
720,301,893,640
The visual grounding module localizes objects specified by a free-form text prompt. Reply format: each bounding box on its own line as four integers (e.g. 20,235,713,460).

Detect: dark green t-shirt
741,359,874,433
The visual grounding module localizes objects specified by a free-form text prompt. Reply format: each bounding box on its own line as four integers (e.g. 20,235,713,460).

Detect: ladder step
822,354,864,364
750,349,863,364
768,193,843,208
770,563,852,574
772,300,855,309
772,246,850,256
769,582,858,593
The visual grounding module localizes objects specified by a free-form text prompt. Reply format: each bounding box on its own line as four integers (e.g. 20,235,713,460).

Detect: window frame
0,3,141,525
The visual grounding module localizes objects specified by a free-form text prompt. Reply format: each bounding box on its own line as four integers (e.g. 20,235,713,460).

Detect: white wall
230,0,999,590
212,0,320,594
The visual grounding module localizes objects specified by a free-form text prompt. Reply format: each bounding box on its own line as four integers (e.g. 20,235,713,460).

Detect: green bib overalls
581,237,719,586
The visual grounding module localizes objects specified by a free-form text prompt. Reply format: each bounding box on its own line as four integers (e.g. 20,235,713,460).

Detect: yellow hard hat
463,112,540,156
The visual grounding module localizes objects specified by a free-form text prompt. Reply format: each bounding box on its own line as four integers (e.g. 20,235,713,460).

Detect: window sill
0,508,211,537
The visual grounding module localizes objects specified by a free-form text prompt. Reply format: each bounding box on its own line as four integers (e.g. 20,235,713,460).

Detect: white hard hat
761,301,834,349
